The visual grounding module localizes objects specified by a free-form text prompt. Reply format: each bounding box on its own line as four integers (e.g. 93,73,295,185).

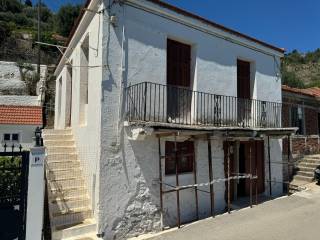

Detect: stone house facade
282,85,320,156
49,0,295,239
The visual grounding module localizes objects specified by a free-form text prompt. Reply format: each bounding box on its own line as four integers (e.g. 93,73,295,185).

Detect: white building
47,0,296,239
0,96,42,151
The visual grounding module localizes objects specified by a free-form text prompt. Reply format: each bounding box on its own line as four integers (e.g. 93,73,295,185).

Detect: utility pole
37,0,41,77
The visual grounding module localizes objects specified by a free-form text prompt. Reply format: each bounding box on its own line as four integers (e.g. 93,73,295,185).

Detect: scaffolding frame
156,132,266,229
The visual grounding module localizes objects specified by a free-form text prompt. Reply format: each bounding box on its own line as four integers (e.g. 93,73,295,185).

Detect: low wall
283,135,320,156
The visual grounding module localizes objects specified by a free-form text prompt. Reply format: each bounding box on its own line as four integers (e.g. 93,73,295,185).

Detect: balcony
125,82,282,129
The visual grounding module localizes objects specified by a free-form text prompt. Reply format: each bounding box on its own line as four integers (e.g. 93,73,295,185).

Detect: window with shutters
165,141,194,175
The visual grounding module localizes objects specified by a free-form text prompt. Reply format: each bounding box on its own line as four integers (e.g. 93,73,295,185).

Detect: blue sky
43,0,320,53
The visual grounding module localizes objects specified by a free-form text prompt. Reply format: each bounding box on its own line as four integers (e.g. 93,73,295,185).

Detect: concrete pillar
25,147,45,240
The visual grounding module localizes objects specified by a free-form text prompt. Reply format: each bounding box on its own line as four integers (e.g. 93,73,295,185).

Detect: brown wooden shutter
167,39,191,87
237,60,251,99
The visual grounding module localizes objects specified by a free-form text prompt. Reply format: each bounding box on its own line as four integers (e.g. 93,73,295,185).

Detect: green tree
281,64,305,88
56,4,81,37
25,0,32,7
0,0,23,13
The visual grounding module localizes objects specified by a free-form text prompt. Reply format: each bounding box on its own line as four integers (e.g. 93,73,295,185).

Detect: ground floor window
165,141,194,175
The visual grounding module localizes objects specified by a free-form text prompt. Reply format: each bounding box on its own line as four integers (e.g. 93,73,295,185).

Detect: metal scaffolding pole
193,138,199,220
207,134,215,217
227,141,231,214
174,135,181,228
158,136,164,230
268,136,272,196
249,141,253,208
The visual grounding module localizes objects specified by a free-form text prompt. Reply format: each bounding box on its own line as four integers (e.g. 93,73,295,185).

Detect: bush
0,0,23,13
281,67,306,88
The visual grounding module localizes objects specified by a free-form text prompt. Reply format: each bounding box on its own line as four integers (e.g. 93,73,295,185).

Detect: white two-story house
44,0,296,239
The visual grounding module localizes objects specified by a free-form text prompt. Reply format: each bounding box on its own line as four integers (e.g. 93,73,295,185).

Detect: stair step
43,134,74,141
44,140,75,147
49,178,85,189
47,160,80,170
52,219,96,240
43,129,72,135
295,171,314,178
301,157,320,163
50,198,90,213
47,169,82,180
49,186,88,199
46,146,76,154
46,153,78,162
297,162,319,168
293,175,314,182
51,208,92,228
303,155,320,159
294,166,315,172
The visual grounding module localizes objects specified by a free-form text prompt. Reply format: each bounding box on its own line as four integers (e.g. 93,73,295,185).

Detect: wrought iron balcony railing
125,82,282,128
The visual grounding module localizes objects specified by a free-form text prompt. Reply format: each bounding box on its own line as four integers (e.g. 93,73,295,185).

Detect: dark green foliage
282,68,306,88
283,50,305,64
25,0,32,7
56,4,81,37
0,0,23,13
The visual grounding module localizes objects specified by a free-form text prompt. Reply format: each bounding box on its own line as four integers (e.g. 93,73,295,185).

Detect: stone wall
283,136,320,156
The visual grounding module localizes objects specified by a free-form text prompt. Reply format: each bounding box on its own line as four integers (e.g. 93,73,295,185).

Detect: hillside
282,49,320,88
0,0,81,65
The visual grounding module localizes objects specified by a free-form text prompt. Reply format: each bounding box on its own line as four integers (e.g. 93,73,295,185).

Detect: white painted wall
53,1,104,222
53,1,284,239
0,95,40,106
264,138,283,196
0,124,40,151
98,2,283,238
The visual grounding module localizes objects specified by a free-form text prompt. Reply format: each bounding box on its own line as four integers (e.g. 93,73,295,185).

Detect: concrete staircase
43,129,97,240
293,154,320,182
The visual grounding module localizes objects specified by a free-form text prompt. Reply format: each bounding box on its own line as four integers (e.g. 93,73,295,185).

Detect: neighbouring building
45,0,296,239
0,96,42,151
282,85,320,157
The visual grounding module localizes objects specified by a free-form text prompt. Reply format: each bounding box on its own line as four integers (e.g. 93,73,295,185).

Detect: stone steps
47,160,81,170
292,154,319,184
47,153,78,162
51,207,93,228
49,186,88,200
51,197,91,213
47,169,83,181
43,134,74,141
44,140,75,147
43,128,96,239
46,146,77,154
293,175,314,182
52,219,97,240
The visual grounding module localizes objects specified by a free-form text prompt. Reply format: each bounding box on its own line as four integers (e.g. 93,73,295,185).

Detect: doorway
237,59,251,126
224,140,265,202
167,39,192,124
66,64,73,127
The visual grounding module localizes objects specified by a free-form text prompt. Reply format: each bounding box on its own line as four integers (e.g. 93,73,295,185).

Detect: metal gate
0,147,29,240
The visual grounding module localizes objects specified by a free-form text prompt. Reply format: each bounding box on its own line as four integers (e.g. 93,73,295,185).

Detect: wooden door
237,60,251,125
244,141,265,195
167,39,191,122
167,39,191,87
237,60,251,99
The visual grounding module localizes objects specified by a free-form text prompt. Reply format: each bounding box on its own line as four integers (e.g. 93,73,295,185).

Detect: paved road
147,184,320,240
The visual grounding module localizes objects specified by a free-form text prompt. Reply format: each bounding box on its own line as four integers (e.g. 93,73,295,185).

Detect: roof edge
55,0,285,75
146,0,285,54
